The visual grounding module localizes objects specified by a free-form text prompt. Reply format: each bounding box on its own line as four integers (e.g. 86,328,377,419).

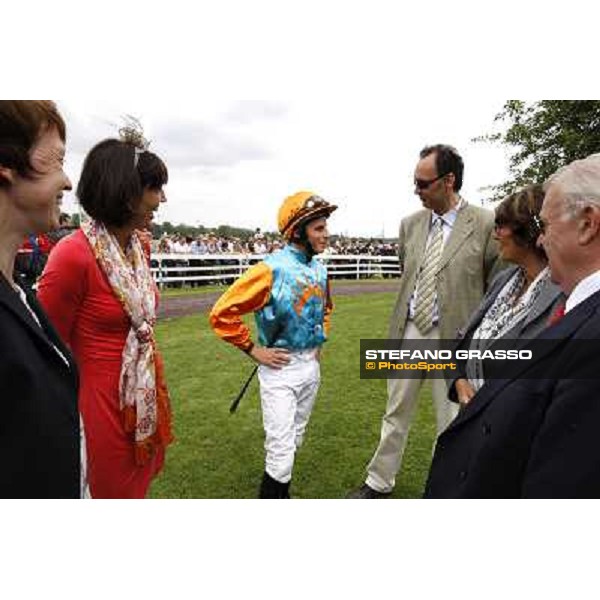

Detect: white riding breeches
258,349,320,483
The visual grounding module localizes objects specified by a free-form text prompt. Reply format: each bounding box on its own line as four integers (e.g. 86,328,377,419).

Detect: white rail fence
150,254,401,286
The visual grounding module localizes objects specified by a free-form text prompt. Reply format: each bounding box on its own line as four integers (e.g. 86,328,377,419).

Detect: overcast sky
57,96,512,238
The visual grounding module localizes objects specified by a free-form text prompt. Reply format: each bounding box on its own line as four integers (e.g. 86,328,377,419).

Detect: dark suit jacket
425,288,600,498
447,266,565,400
0,274,80,498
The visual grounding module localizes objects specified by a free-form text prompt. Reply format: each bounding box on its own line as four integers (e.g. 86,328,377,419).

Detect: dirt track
158,280,399,319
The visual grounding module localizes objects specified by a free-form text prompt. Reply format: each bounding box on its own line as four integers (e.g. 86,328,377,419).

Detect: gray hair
544,153,600,217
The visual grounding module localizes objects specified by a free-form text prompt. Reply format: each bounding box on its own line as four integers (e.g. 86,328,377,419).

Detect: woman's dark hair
0,100,66,185
495,183,546,259
77,138,168,227
419,144,464,192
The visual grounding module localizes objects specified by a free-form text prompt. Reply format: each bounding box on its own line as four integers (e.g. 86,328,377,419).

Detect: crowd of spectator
153,228,399,257
15,213,79,289
153,229,282,255
16,220,400,290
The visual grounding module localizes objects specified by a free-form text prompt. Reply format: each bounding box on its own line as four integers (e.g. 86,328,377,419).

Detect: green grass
151,292,437,498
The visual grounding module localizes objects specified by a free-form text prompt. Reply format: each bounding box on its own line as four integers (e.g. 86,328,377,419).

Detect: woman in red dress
38,131,173,498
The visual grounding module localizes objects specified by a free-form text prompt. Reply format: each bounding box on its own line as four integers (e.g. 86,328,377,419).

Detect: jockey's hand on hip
250,346,291,369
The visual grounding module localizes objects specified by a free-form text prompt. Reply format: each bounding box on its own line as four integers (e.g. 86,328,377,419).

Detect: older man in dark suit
425,153,600,498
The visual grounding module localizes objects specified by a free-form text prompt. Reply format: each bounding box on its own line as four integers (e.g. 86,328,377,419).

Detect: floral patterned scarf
467,267,550,391
83,220,173,465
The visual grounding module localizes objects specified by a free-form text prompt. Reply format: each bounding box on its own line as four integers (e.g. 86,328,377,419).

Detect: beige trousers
365,320,458,494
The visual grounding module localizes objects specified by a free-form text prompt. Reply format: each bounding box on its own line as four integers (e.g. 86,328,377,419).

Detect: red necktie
548,302,566,326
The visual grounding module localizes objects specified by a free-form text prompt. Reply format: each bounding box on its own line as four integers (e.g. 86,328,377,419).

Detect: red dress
37,230,164,498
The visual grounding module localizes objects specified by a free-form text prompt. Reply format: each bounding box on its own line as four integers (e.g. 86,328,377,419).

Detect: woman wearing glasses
449,184,564,406
210,191,336,498
37,128,174,498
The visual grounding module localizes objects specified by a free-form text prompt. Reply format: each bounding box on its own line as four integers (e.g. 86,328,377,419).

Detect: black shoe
259,472,291,499
346,483,391,499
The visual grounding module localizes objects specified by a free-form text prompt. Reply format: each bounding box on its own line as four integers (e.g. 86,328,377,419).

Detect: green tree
475,100,600,201
215,224,255,239
161,221,175,234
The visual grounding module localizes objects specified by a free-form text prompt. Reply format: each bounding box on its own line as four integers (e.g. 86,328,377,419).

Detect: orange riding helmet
277,191,337,241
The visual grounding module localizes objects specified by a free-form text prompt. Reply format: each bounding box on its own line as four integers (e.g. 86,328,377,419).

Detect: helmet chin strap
292,224,316,258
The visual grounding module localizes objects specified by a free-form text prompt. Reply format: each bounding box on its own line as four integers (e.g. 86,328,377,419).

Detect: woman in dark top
0,100,81,498
451,184,564,406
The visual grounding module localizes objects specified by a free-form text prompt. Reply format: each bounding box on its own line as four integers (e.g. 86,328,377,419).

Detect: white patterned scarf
82,220,172,463
468,267,550,391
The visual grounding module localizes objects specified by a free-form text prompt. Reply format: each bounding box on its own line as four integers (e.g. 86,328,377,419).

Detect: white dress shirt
566,269,600,313
408,197,465,323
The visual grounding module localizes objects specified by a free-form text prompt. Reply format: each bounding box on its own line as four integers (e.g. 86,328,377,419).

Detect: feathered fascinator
118,115,150,167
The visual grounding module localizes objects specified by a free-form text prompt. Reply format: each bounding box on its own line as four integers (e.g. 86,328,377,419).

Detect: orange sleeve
323,277,333,336
209,262,273,351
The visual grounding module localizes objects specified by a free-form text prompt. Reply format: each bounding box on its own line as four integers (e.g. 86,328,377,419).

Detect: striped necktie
413,217,444,335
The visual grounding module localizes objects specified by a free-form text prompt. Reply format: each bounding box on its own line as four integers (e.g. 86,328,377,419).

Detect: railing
150,253,401,286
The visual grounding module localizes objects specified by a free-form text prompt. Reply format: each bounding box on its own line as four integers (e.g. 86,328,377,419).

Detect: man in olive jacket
349,144,500,498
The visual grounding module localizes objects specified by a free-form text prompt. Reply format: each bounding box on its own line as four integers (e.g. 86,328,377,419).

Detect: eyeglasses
495,216,545,238
414,172,448,190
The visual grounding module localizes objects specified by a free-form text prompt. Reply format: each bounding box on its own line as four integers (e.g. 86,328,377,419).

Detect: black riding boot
259,471,291,499
280,479,291,499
